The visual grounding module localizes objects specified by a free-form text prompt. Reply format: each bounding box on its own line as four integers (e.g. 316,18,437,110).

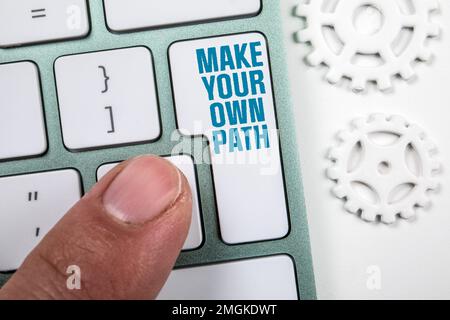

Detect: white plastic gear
295,0,441,92
327,114,440,224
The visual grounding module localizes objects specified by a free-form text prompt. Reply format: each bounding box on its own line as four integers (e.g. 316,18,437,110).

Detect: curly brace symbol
98,65,110,94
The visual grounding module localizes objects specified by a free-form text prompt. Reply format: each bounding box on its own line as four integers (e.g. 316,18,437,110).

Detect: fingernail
103,156,182,224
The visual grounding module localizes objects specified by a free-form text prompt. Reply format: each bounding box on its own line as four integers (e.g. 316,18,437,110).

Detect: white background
280,0,450,299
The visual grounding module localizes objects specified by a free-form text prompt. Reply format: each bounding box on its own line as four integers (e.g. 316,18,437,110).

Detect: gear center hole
378,161,391,175
353,5,384,36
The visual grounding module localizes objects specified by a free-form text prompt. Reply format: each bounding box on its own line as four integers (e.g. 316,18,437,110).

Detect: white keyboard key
0,0,89,48
0,62,47,161
104,0,261,32
158,255,298,300
55,47,160,151
0,170,82,271
170,33,289,244
97,155,203,250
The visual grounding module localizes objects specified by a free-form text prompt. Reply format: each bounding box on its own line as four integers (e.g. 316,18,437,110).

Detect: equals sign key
31,8,46,19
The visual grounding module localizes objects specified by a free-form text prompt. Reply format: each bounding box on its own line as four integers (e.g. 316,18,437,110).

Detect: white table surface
280,0,450,299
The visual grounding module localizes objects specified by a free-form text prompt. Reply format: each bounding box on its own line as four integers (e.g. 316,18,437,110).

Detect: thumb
0,155,192,300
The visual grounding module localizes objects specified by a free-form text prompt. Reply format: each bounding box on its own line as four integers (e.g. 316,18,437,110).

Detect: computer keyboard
0,0,315,300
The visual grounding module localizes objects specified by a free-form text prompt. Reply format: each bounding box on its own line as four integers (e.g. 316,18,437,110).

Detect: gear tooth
295,4,310,17
332,185,347,199
430,160,441,172
306,50,324,67
337,130,351,142
427,23,441,38
328,146,343,160
389,114,408,127
344,200,360,214
368,113,387,124
427,179,440,190
417,48,432,61
351,118,366,129
407,123,425,137
351,77,367,93
426,0,440,11
325,68,343,84
361,210,377,222
400,209,416,220
296,28,313,43
327,167,340,180
377,76,393,91
399,65,415,80
424,140,438,154
381,213,397,224
417,195,431,208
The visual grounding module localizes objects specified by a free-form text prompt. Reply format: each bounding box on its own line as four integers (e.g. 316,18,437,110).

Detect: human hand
0,155,192,299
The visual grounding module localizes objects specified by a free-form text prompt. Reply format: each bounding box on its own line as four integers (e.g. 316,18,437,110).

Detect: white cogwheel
295,0,440,92
327,114,440,224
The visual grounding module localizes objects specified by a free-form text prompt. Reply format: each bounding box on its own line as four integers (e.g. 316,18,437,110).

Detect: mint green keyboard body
0,0,315,299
